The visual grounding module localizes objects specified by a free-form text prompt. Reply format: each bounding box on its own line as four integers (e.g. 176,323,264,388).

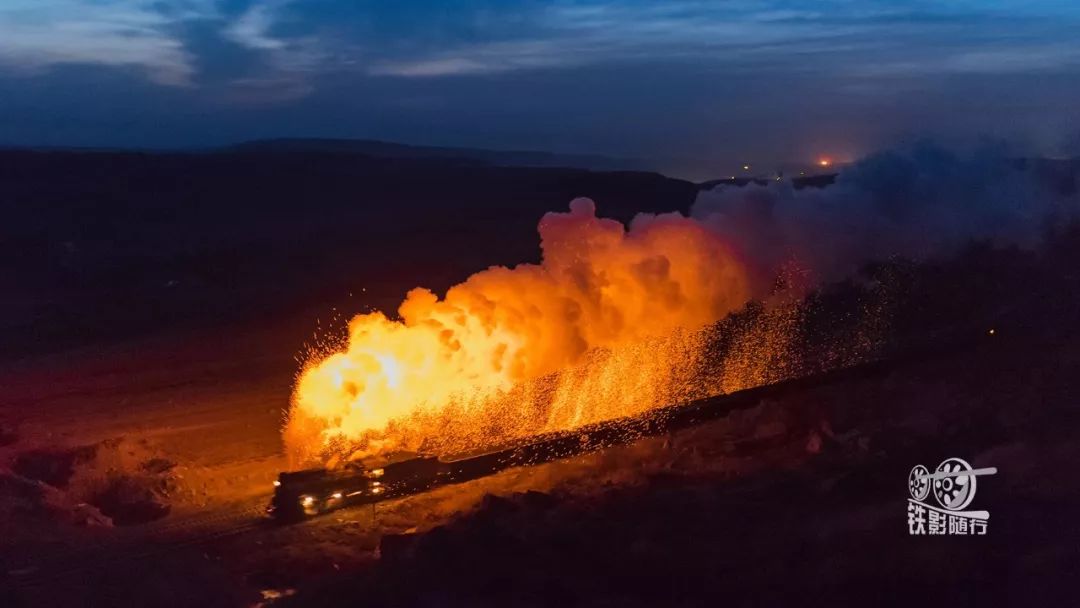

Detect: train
267,455,453,520
268,321,1004,521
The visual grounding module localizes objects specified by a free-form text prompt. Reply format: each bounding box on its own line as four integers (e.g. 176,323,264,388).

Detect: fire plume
285,198,756,464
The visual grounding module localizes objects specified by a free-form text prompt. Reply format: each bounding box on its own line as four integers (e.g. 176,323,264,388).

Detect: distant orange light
818,158,832,167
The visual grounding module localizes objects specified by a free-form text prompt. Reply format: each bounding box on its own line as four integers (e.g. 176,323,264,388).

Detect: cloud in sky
366,3,865,77
361,1,1080,78
0,0,214,86
0,1,1078,159
218,1,329,103
3,1,1079,87
224,3,287,51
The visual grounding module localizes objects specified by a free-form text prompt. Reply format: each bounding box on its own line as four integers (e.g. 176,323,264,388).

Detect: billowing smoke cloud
693,141,1076,284
288,198,751,462
287,141,1077,464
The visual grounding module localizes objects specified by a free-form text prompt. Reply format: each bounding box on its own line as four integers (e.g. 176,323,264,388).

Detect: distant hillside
0,147,692,359
698,173,838,191
224,138,648,172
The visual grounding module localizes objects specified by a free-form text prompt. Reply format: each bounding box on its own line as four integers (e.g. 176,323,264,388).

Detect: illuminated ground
278,327,1080,606
2,317,1078,606
3,208,1080,606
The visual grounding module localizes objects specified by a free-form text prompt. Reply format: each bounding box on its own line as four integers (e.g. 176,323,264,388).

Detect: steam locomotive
267,455,450,520
269,322,1005,521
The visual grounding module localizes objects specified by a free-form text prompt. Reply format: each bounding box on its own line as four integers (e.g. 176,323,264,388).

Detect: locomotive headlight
371,481,381,487
371,486,384,495
301,495,315,506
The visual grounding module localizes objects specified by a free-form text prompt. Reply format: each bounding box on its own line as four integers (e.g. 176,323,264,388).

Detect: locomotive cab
267,463,383,520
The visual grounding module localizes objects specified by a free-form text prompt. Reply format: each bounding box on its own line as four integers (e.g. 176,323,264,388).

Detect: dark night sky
2,1,1079,175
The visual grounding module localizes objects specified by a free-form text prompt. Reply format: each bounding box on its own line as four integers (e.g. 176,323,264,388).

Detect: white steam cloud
691,142,1077,284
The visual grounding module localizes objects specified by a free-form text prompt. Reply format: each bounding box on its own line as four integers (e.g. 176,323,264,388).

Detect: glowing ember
285,199,758,465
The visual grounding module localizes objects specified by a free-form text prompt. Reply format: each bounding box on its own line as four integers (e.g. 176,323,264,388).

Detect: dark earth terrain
2,146,1079,606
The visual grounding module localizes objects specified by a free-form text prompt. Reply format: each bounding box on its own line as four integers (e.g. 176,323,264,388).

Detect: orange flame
285,199,759,465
